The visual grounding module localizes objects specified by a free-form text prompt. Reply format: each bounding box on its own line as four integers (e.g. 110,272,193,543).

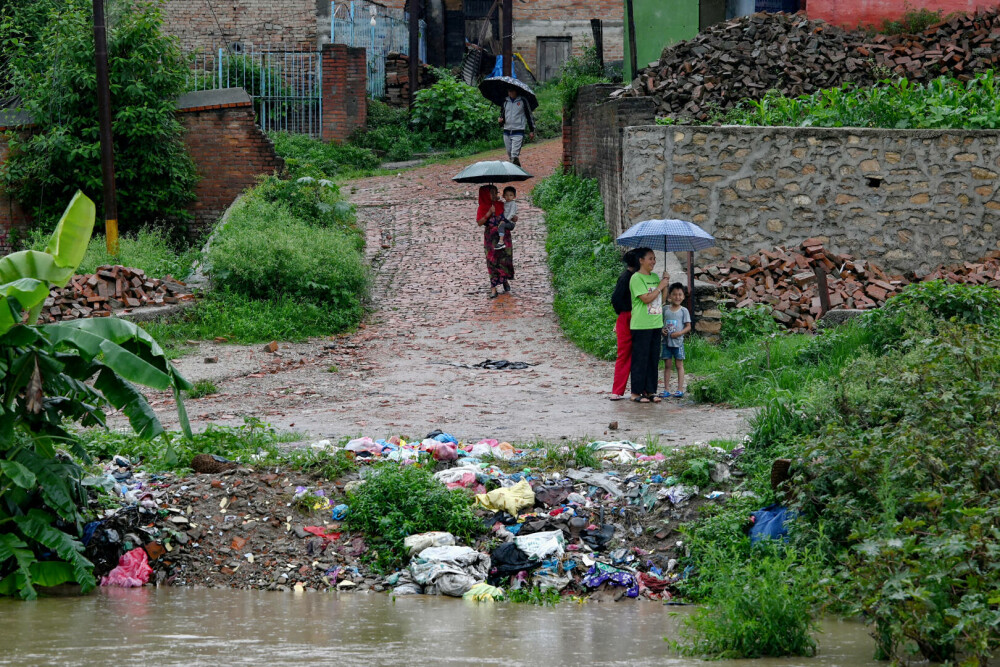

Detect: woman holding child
476,184,517,298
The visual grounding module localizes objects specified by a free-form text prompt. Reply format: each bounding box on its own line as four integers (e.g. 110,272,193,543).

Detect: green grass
533,171,621,360
142,289,359,352
24,226,198,279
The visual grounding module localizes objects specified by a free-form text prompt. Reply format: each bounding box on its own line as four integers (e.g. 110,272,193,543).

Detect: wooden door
537,37,571,82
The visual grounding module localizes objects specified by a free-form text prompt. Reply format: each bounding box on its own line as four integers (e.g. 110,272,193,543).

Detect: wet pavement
149,140,749,443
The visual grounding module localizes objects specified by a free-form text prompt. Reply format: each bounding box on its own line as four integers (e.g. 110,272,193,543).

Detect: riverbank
83,429,743,600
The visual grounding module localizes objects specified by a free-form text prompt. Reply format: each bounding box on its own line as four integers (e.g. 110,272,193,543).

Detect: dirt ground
139,140,749,445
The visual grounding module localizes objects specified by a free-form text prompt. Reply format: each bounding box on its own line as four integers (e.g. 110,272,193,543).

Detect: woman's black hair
622,248,641,271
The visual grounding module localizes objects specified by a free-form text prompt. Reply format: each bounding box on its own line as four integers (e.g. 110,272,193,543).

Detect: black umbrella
478,76,539,111
452,160,533,184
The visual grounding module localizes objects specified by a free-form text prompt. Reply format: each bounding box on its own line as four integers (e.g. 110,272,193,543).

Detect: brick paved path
157,140,748,444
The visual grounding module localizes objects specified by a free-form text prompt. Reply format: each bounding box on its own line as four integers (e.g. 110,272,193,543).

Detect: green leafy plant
345,464,483,571
553,46,611,110
719,302,780,346
0,192,192,600
185,379,218,399
504,585,562,605
269,131,380,177
1,0,198,234
411,72,500,147
879,7,944,35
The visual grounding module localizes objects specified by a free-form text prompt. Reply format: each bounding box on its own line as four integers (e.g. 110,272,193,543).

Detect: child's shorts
661,343,685,360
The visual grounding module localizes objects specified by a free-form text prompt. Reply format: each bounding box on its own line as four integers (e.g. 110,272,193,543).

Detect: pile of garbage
615,9,1000,120
85,432,748,601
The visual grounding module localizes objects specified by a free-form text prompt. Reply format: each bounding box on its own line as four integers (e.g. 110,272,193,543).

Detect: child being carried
495,186,518,250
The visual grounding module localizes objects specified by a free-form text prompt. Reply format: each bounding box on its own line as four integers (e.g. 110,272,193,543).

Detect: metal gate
186,45,323,137
331,0,426,99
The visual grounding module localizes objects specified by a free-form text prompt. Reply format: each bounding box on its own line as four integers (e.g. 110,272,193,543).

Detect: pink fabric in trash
638,453,666,462
426,442,458,461
446,472,477,489
100,547,152,587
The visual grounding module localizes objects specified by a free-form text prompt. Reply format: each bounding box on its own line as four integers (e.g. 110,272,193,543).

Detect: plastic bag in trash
423,441,458,461
409,545,490,597
100,547,152,587
514,530,566,560
345,437,381,454
749,504,795,544
404,531,456,556
475,479,534,515
331,504,349,521
463,582,504,602
532,560,571,591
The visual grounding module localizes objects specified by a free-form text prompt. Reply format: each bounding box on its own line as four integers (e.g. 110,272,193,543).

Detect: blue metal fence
187,45,323,137
331,0,426,99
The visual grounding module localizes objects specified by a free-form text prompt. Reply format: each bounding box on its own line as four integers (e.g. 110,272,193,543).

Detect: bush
670,544,819,659
1,0,198,233
206,196,368,319
534,171,621,360
252,175,360,246
880,8,944,35
719,302,780,346
554,47,610,110
411,72,500,147
345,464,483,570
269,131,380,177
532,83,563,140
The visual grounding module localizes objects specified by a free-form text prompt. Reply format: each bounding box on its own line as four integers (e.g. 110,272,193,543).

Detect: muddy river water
0,588,881,666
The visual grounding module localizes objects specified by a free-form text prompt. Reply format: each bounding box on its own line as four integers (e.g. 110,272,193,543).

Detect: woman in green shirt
629,248,670,403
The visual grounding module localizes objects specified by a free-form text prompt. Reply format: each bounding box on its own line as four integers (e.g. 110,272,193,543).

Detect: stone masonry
621,126,1000,275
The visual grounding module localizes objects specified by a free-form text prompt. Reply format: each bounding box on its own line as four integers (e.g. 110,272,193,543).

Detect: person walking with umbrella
476,184,510,298
499,87,535,166
629,248,670,403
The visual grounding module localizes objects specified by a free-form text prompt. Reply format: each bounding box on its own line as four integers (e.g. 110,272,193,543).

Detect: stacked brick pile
384,52,436,107
615,9,1000,120
698,241,1000,331
39,265,193,323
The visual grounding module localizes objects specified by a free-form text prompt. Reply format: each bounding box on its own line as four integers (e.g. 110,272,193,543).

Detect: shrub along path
145,140,748,443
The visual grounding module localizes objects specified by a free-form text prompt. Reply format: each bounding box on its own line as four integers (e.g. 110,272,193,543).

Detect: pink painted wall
806,0,999,27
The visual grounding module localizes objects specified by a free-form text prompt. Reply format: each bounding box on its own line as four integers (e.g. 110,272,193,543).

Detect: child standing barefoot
660,283,692,398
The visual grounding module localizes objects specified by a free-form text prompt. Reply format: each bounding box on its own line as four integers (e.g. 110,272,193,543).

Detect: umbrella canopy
478,76,539,111
452,160,533,184
615,219,716,253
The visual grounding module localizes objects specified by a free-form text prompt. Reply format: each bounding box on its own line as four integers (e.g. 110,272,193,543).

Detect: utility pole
625,0,638,82
92,0,118,255
501,0,512,77
408,0,420,104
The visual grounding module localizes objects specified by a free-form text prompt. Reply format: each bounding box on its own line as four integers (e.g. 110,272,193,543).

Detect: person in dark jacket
610,249,640,400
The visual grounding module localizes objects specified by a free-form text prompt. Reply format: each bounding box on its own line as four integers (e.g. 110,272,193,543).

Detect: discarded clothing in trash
100,547,152,588
408,545,491,597
532,480,573,507
532,559,571,591
490,541,539,577
661,484,698,505
475,479,534,515
582,524,615,550
404,531,455,556
565,469,623,499
582,562,639,598
304,526,342,542
749,504,795,544
515,530,566,560
473,359,530,370
638,571,672,594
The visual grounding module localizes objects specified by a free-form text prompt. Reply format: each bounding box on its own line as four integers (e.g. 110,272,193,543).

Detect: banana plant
1,191,192,600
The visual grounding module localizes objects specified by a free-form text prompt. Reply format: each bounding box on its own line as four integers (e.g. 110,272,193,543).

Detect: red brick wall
807,0,996,27
566,84,617,176
322,44,368,142
177,98,285,238
0,134,33,255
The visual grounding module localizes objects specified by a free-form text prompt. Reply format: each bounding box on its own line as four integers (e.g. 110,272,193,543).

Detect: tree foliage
0,0,197,234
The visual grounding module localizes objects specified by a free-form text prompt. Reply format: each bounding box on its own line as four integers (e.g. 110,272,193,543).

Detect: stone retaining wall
621,125,1000,275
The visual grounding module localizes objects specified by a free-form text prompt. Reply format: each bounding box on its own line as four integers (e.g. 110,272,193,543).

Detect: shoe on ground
673,391,684,398
512,157,521,166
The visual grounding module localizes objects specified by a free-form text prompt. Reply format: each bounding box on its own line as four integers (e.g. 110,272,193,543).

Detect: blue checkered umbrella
615,219,716,252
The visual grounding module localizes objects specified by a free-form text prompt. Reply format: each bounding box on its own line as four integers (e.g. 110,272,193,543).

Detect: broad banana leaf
44,191,95,271
0,278,49,333
0,192,95,333
42,317,193,438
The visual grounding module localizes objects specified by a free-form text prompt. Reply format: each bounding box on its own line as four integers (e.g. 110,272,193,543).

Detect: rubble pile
698,241,1000,332
384,52,437,107
39,265,193,323
615,9,1000,119
87,433,744,600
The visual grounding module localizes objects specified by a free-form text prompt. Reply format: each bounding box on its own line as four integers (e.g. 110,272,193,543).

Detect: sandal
631,396,650,403
489,290,499,299
650,395,662,403
673,391,685,398
609,394,626,401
